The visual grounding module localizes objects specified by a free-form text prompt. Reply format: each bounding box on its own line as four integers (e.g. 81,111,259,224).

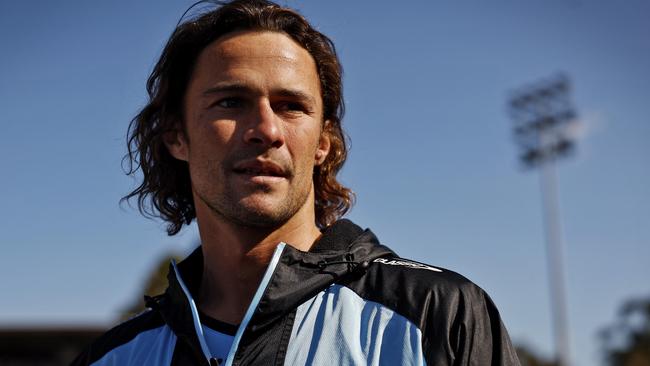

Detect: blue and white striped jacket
71,219,520,366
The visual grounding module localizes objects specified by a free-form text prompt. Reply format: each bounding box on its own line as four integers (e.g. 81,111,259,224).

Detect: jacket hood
150,219,395,362
248,219,395,332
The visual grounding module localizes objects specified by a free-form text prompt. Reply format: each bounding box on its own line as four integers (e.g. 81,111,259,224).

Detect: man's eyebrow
202,83,317,105
202,83,252,96
274,89,317,105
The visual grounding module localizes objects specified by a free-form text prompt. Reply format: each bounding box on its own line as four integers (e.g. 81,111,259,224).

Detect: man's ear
315,121,332,166
163,128,189,162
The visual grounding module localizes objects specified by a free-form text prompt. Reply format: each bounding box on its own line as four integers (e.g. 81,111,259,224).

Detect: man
72,1,520,365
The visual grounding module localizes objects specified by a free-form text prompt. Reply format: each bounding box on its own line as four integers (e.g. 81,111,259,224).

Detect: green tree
600,296,650,366
515,345,558,366
119,252,183,321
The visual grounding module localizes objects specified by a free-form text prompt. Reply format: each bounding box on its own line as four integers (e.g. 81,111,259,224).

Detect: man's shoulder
352,254,520,365
70,309,166,366
368,255,485,297
341,254,492,329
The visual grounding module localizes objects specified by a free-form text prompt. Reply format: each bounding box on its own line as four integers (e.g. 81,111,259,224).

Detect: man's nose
243,101,284,148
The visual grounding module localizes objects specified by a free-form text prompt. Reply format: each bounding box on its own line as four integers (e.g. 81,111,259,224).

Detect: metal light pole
508,73,577,366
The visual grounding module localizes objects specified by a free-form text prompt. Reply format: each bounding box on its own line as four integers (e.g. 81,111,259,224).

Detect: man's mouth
235,168,283,177
232,160,288,178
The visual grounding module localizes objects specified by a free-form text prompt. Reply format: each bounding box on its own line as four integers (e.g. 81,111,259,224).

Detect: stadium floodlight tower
508,73,577,366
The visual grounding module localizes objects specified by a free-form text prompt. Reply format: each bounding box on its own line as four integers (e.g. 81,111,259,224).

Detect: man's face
167,31,330,228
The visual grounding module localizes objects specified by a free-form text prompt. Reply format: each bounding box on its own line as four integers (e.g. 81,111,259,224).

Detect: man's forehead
189,30,321,99
203,30,312,65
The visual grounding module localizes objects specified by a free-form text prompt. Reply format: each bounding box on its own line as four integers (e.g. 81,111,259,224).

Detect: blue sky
1,1,648,365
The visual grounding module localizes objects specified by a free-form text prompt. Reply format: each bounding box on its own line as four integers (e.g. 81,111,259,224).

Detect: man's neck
194,200,322,325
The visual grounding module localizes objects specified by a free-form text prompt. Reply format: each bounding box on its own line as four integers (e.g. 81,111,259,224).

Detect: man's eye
215,98,242,108
276,102,307,113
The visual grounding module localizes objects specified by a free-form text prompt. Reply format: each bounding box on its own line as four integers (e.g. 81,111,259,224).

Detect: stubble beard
194,172,313,229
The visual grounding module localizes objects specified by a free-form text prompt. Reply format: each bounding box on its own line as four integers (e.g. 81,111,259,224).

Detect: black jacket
71,219,520,365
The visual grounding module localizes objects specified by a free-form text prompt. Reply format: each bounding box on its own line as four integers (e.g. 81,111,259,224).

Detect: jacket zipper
172,243,287,366
225,242,286,366
171,259,213,363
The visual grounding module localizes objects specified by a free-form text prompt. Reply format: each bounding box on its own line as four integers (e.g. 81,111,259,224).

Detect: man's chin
227,208,292,229
213,195,293,228
197,187,311,229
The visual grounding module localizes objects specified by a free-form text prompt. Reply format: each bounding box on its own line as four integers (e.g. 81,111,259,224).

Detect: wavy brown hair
123,0,353,235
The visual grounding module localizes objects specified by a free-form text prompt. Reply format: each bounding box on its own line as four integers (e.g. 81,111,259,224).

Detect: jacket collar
144,247,211,365
155,219,395,358
247,222,395,333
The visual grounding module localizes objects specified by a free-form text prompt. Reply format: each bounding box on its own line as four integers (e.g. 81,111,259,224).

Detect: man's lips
232,160,288,178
